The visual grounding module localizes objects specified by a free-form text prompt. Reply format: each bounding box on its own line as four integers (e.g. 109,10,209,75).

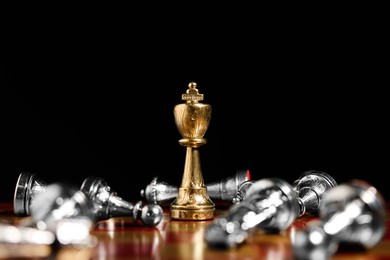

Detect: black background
2,15,389,204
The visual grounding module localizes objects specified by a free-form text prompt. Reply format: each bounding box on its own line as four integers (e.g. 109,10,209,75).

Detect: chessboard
1,200,389,260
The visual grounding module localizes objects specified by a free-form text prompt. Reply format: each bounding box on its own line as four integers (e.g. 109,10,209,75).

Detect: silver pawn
291,180,387,260
140,169,251,204
204,178,300,248
80,176,163,226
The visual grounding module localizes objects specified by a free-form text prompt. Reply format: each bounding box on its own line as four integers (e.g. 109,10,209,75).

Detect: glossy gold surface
170,82,215,220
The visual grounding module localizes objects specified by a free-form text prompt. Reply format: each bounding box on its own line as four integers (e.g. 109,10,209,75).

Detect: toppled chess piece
80,176,163,226
140,169,251,204
204,178,300,248
13,172,163,227
232,170,337,216
291,180,387,260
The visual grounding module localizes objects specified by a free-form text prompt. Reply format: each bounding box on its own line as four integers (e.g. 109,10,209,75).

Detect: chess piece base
170,187,215,220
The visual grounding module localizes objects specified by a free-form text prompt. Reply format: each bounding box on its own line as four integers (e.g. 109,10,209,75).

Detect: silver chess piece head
291,180,387,260
140,169,251,204
204,178,300,248
293,170,337,216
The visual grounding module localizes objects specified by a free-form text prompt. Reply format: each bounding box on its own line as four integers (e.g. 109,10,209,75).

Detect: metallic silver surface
293,170,337,216
13,172,47,215
291,180,387,260
232,180,254,204
140,169,251,204
133,201,164,227
204,178,300,248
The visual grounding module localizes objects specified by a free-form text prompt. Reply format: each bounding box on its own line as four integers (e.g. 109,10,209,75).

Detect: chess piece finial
170,82,215,220
291,180,387,260
140,169,251,204
182,82,204,102
204,178,300,248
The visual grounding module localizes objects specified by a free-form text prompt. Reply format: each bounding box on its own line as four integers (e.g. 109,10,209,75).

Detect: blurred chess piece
232,170,337,216
13,172,48,215
13,172,163,227
80,176,163,226
170,82,215,220
204,178,300,248
20,182,97,247
140,169,251,204
291,180,386,260
0,222,55,244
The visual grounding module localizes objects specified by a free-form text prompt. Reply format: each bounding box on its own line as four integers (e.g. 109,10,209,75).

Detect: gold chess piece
170,82,215,220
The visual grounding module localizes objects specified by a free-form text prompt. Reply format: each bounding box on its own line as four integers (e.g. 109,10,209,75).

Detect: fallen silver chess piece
204,171,337,248
13,172,163,227
291,179,386,260
232,170,337,216
140,169,251,204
